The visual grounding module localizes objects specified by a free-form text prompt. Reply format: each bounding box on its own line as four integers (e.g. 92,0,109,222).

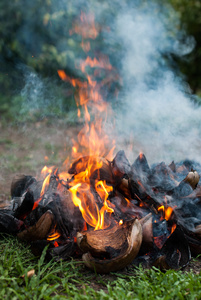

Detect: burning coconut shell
11,174,36,198
1,150,200,273
77,218,142,273
68,156,114,185
153,226,191,270
17,210,54,242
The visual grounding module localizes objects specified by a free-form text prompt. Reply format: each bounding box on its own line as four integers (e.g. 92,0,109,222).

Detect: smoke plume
112,3,200,164
18,0,201,164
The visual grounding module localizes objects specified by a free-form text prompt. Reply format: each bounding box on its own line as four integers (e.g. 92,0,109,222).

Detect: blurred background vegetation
0,0,200,123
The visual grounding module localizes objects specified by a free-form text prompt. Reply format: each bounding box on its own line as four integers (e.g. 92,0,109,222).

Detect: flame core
158,205,174,221
69,181,113,230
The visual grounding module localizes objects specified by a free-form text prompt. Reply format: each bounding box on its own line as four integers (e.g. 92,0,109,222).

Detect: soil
184,257,201,274
0,120,80,203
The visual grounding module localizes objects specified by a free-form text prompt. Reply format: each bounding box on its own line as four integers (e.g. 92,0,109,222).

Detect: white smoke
21,71,45,114
20,67,64,118
17,0,201,165
113,4,201,164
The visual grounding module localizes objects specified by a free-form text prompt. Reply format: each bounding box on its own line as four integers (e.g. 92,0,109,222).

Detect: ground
0,119,201,293
0,120,80,204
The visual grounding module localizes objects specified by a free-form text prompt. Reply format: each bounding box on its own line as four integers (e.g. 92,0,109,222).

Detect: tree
168,0,201,94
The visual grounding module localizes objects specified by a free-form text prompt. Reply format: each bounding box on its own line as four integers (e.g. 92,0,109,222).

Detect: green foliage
0,0,121,120
0,0,83,118
167,0,201,94
0,83,76,123
1,234,201,299
0,0,201,122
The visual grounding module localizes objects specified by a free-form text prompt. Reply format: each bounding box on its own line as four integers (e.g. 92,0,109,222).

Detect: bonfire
1,12,201,274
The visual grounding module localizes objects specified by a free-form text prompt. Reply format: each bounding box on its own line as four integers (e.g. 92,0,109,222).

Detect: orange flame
40,173,51,197
165,206,173,221
158,205,164,213
41,166,54,178
58,171,71,182
158,205,174,221
171,223,177,234
32,166,55,210
69,11,98,44
33,12,120,232
69,183,100,229
69,180,114,230
58,12,118,162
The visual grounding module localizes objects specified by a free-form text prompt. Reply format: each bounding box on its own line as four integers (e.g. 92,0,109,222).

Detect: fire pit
1,151,201,273
1,12,201,274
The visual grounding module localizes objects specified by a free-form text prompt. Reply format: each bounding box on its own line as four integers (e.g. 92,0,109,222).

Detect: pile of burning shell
1,151,201,273
1,12,201,274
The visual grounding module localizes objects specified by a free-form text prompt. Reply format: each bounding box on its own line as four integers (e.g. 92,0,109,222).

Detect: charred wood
128,177,161,211
116,178,131,199
153,226,191,270
148,162,177,192
11,175,36,198
48,240,77,260
68,156,114,185
111,150,131,182
0,211,24,234
168,161,176,173
169,181,193,198
17,210,54,242
132,153,150,182
139,213,153,248
12,190,34,220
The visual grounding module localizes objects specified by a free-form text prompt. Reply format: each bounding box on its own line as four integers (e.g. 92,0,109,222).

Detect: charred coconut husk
0,152,201,273
79,219,142,273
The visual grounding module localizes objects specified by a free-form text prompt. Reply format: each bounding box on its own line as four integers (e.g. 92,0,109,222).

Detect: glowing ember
47,230,61,241
119,220,123,225
158,205,174,221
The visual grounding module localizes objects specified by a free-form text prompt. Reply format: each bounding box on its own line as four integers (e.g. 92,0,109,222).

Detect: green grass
1,235,201,299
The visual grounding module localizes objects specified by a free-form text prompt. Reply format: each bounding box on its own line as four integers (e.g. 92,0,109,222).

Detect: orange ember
139,152,143,160
163,196,175,221
165,206,173,221
47,231,61,241
54,241,59,247
158,204,174,221
171,223,177,234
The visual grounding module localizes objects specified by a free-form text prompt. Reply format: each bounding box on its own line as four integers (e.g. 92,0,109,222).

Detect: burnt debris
0,151,201,273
